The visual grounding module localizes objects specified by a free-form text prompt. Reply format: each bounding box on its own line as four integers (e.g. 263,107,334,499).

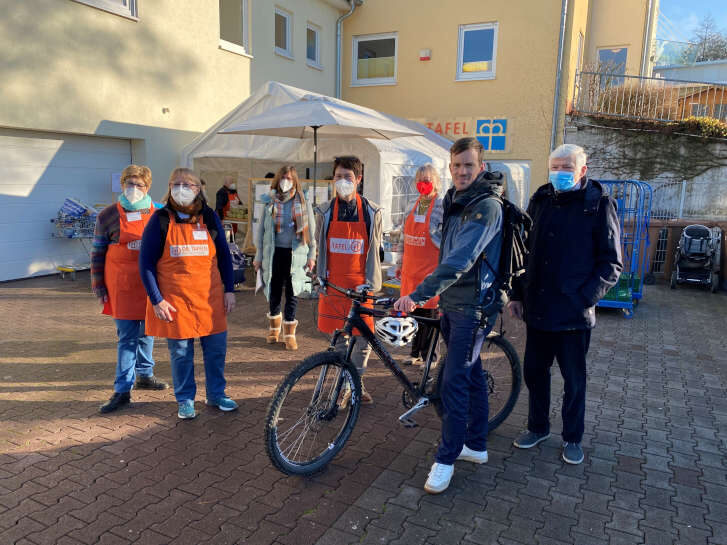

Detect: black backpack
462,184,532,317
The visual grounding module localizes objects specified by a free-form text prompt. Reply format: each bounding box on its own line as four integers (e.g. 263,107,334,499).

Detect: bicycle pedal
399,417,418,428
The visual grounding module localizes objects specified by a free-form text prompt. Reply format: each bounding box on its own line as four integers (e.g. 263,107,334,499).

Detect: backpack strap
158,208,170,254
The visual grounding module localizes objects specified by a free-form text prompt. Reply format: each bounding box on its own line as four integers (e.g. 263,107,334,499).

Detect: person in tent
215,175,241,233
92,165,169,414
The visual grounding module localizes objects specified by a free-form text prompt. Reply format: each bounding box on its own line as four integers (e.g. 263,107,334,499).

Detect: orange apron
223,191,239,234
103,202,152,320
318,194,374,336
144,214,227,339
400,197,440,309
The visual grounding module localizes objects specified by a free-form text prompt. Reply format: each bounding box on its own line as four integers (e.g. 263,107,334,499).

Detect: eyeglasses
124,181,146,189
172,182,200,190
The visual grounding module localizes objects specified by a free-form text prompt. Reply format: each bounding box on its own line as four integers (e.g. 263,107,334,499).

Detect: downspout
640,0,655,76
336,0,361,99
550,0,569,151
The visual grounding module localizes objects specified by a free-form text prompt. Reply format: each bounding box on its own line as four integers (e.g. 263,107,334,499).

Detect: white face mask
124,186,145,204
171,186,197,206
229,183,236,190
279,178,293,193
335,179,355,198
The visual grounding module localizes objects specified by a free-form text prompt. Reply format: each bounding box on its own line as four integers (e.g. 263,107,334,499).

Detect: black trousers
523,326,591,443
269,247,297,322
410,308,438,359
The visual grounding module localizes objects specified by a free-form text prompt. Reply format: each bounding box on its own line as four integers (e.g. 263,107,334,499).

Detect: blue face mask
548,170,578,192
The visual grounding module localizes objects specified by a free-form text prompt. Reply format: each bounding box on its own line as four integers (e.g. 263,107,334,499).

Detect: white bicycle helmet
375,316,419,347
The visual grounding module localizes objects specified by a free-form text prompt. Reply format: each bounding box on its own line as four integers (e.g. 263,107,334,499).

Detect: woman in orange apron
315,156,383,405
91,165,169,414
396,164,444,365
140,168,237,420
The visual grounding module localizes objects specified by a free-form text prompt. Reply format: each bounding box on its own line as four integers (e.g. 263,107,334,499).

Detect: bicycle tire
265,351,362,475
432,334,521,432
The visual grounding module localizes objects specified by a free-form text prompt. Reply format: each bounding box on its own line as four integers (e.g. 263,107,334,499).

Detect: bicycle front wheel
434,334,522,432
265,351,361,475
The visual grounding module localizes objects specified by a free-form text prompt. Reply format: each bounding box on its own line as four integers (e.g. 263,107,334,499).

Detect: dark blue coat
513,178,622,331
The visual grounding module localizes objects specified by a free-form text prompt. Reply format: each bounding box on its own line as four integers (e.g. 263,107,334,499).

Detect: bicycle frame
326,294,442,407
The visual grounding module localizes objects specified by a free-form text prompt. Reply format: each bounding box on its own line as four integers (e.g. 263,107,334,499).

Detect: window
390,175,417,229
690,103,709,117
70,0,137,20
275,8,293,58
307,23,321,68
714,103,727,121
457,23,498,81
352,33,398,86
598,46,628,85
219,0,249,56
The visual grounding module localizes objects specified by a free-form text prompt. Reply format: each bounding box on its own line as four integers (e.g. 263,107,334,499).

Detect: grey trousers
334,335,371,376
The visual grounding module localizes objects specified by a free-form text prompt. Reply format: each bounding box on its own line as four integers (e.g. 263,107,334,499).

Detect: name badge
169,244,209,257
192,230,208,241
329,237,365,255
414,214,426,223
127,240,142,251
404,234,426,247
126,212,142,222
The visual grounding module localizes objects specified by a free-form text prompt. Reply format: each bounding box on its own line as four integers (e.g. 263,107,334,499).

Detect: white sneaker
456,445,489,464
424,462,454,494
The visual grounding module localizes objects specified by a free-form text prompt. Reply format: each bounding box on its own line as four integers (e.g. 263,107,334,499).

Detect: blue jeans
436,311,492,465
113,319,155,393
166,331,228,403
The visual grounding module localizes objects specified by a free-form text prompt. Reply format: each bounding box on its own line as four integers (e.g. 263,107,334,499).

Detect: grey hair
414,163,442,194
549,144,587,171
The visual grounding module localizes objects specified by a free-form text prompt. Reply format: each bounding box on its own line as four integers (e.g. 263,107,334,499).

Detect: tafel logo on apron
169,244,210,257
329,237,365,255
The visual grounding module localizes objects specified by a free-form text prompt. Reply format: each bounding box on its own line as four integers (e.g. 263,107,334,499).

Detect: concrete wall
249,0,346,96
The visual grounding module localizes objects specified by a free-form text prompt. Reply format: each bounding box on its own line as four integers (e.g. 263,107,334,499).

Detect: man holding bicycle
395,137,504,494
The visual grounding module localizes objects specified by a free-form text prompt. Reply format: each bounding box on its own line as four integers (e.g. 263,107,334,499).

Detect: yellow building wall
584,0,652,76
342,0,569,192
0,0,255,197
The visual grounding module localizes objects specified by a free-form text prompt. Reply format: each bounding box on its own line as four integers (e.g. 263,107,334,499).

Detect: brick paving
0,272,726,544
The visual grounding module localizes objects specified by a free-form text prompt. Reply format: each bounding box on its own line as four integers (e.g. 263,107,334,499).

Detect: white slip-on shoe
456,445,489,464
424,462,454,494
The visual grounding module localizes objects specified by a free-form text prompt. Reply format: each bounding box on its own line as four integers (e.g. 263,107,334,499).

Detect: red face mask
416,180,433,195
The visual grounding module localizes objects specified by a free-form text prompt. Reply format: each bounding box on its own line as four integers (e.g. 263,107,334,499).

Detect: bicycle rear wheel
265,351,361,475
433,334,521,432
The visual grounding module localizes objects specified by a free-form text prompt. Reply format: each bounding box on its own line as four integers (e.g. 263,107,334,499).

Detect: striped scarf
274,191,308,240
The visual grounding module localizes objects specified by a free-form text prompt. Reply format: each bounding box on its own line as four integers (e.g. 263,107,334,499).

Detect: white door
0,128,131,281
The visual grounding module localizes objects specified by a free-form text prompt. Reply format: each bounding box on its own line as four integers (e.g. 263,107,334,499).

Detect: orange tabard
144,214,227,339
400,197,440,309
317,194,375,335
102,202,153,320
223,191,239,233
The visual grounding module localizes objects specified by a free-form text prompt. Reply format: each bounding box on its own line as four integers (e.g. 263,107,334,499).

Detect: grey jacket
314,196,383,291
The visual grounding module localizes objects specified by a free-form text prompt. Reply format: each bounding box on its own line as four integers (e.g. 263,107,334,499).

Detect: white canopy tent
180,81,453,231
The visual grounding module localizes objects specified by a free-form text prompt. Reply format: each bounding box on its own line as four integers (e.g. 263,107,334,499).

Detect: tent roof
181,81,452,168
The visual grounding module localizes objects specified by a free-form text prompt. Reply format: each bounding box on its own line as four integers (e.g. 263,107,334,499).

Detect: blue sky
657,0,727,42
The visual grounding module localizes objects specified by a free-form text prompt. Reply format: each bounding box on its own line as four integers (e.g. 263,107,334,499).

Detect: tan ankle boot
267,313,282,343
282,320,298,350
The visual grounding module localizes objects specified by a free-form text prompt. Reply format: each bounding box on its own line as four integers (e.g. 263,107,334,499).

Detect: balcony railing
572,71,727,123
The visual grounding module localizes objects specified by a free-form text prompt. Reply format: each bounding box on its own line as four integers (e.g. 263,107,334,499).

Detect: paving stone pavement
0,272,726,545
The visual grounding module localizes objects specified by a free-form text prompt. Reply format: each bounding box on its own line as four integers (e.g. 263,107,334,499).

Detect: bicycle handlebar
315,277,396,308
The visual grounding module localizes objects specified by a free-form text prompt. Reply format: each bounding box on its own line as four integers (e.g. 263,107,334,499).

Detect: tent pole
312,125,319,206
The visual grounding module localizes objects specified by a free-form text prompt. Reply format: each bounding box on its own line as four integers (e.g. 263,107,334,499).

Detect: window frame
351,32,398,87
306,22,322,70
218,0,250,58
456,22,498,82
70,0,138,20
274,7,294,60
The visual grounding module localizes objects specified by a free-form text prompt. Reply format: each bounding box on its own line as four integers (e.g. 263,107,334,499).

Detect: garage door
0,128,131,281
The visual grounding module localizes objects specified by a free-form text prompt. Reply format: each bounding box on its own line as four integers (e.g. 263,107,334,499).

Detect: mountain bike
264,279,522,476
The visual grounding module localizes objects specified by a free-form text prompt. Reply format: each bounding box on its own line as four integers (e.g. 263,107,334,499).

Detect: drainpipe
550,0,569,151
336,0,363,99
640,0,655,76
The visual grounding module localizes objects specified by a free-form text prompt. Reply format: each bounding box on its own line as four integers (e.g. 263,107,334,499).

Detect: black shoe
99,392,131,414
135,375,169,390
